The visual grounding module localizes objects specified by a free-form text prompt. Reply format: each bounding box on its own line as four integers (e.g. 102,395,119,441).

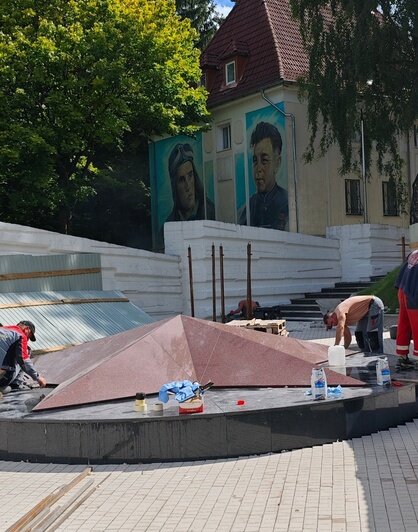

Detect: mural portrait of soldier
239,121,288,230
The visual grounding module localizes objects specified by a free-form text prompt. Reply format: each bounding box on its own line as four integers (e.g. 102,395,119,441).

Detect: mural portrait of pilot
239,107,288,231
166,142,215,224
152,135,215,251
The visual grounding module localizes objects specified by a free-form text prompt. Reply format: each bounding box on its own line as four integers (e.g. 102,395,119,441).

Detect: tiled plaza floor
1,319,417,532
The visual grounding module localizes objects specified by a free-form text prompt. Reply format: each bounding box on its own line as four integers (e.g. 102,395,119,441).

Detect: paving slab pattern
1,320,416,532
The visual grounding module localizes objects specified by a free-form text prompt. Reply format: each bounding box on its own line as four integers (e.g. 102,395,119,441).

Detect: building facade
150,0,416,251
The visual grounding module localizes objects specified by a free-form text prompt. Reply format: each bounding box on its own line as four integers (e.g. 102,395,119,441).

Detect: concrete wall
327,224,408,282
165,220,341,318
0,220,406,321
0,222,182,320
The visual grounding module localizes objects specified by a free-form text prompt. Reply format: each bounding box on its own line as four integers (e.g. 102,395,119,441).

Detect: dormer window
225,61,236,85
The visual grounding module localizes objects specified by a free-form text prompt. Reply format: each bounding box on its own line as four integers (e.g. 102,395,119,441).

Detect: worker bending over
323,295,384,353
0,321,46,394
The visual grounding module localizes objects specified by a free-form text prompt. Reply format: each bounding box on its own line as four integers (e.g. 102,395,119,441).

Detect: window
345,179,363,215
382,179,399,216
217,123,231,151
225,61,236,85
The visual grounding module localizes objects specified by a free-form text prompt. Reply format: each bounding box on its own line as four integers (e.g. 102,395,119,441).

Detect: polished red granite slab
34,315,364,411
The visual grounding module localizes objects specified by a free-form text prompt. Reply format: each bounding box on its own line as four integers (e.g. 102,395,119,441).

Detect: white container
327,345,346,366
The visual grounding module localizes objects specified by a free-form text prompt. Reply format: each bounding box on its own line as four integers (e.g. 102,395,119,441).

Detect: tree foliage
175,0,222,50
290,0,418,181
0,0,209,233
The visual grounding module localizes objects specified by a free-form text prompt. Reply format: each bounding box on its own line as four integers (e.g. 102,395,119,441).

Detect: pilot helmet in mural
167,143,214,223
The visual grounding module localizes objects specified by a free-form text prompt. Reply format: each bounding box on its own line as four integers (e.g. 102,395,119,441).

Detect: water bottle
376,357,391,386
311,367,327,400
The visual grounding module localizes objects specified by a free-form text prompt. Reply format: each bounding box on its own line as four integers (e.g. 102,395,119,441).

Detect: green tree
290,0,418,182
175,0,222,49
0,0,209,233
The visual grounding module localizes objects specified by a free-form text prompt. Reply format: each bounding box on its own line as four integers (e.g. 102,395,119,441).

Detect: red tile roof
202,0,309,108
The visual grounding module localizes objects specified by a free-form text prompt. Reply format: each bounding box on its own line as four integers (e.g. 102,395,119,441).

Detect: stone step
279,304,321,312
335,281,375,288
304,291,354,299
290,298,318,305
280,277,377,322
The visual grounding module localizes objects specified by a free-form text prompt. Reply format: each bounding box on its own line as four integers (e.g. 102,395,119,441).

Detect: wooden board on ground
227,318,287,335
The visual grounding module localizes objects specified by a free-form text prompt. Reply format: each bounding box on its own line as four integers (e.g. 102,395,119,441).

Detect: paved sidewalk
2,319,417,532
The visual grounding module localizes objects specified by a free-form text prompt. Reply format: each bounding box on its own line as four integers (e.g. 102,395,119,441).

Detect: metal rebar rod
246,242,252,319
212,243,216,321
219,245,225,323
187,246,195,317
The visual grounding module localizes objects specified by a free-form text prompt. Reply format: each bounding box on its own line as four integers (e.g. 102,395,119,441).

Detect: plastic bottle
135,392,147,412
376,357,391,386
311,367,327,400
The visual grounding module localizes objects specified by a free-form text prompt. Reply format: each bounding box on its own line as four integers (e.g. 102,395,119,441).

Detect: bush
357,266,401,313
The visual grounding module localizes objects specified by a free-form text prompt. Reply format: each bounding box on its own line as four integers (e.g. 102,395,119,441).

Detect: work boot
396,356,417,371
10,382,32,392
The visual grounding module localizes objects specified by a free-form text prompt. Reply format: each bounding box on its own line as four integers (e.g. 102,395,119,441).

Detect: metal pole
219,245,225,323
246,242,253,319
211,243,216,322
187,246,195,317
361,112,368,223
401,236,406,262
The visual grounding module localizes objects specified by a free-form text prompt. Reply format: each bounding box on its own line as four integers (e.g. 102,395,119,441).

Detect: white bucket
328,345,346,366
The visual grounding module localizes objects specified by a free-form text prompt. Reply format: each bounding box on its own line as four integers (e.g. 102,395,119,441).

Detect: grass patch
356,266,401,313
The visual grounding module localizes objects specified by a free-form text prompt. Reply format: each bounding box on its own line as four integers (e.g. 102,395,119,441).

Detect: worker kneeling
0,321,46,394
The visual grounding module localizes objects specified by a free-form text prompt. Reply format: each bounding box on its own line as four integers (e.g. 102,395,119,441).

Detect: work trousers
396,288,418,358
0,365,20,388
355,296,384,353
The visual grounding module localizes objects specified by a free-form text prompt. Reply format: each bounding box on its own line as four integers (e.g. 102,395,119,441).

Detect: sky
215,0,233,18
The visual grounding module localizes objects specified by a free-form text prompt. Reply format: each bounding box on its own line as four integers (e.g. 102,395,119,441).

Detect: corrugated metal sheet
0,253,102,292
0,291,154,353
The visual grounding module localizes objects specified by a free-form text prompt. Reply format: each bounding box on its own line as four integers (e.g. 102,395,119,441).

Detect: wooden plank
19,508,50,532
0,268,101,281
32,479,95,532
5,468,91,532
35,473,111,532
0,297,129,310
32,345,75,355
227,319,287,335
